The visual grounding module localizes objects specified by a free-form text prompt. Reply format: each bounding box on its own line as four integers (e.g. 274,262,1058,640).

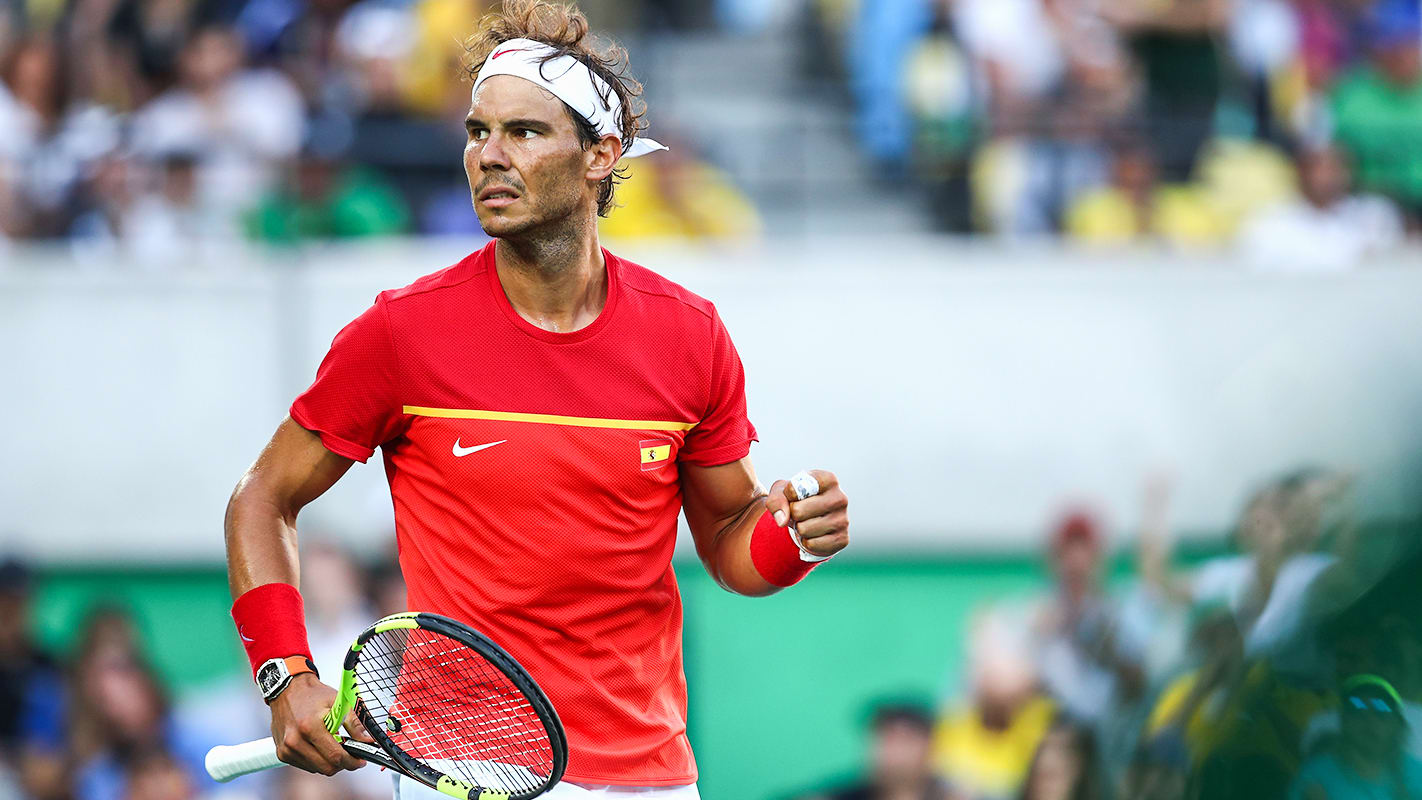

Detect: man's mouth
479,187,521,205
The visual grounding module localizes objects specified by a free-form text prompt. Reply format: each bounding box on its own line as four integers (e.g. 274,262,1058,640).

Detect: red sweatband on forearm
749,509,825,587
231,582,314,679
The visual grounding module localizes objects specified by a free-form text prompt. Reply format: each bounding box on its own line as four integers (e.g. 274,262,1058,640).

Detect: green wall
30,557,1129,800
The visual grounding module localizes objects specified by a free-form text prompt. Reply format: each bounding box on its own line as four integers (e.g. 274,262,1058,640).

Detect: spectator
1102,0,1229,179
332,0,417,115
958,0,1134,236
123,148,242,263
68,151,136,249
122,748,194,800
1140,603,1248,765
597,139,761,241
129,24,305,220
1018,717,1103,800
302,539,373,683
0,32,121,237
1032,510,1145,728
1287,674,1422,800
1330,0,1422,222
1301,613,1422,763
846,0,936,171
1140,471,1348,670
801,702,954,800
936,610,1056,800
1063,136,1223,246
1240,142,1404,270
244,134,410,242
0,559,66,800
67,605,214,800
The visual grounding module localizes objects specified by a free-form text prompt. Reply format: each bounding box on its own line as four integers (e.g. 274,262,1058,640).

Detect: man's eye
469,128,488,140
517,129,537,139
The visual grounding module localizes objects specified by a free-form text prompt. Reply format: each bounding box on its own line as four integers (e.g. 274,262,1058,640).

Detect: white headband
471,38,667,159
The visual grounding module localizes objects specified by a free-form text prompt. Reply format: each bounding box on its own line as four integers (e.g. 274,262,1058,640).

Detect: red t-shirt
290,242,756,785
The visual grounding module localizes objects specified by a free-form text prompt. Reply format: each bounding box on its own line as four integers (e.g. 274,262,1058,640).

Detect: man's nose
479,131,511,170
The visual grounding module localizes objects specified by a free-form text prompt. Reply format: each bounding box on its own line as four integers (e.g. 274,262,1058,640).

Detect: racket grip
205,737,283,782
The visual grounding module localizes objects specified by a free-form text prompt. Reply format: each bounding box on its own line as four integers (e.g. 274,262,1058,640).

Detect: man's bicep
680,457,765,545
241,417,356,517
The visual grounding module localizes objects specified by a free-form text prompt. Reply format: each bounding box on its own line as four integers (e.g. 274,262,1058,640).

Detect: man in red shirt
224,2,849,797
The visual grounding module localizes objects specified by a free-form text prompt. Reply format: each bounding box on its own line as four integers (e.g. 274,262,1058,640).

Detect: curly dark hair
462,0,649,217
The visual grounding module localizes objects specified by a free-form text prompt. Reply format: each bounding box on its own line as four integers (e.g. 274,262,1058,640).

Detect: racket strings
359,634,547,793
355,628,553,795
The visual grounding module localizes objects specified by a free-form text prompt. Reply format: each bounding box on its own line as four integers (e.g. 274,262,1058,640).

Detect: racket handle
205,737,282,782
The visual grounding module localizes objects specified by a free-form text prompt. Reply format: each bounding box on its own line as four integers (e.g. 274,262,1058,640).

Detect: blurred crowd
0,544,408,800
793,468,1422,800
827,0,1422,264
4,0,1422,260
0,0,761,258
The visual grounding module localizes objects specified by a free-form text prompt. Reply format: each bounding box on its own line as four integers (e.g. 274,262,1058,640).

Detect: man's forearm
224,479,302,598
700,496,782,598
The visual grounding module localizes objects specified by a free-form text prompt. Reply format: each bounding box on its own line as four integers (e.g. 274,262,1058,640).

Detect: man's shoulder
613,251,717,322
378,247,487,309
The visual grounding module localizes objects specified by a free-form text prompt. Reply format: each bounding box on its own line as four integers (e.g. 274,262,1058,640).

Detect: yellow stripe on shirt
402,406,697,431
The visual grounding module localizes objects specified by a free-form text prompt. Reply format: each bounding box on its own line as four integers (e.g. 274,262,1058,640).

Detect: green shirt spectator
246,163,411,243
1329,2,1422,214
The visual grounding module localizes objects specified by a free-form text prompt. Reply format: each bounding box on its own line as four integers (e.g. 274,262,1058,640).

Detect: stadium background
4,0,1422,799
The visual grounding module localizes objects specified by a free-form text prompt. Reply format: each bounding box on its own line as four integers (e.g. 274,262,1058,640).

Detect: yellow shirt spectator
933,695,1056,798
599,155,760,242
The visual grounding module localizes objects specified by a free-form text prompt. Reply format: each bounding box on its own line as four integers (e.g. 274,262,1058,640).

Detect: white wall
4,238,1421,563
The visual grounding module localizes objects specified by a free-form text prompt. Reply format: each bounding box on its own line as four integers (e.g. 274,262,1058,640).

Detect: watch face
257,662,285,696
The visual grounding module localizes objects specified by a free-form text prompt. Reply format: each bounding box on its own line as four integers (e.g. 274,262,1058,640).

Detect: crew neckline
484,243,620,344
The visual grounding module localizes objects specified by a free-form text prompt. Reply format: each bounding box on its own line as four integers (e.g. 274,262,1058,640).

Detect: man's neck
494,219,607,333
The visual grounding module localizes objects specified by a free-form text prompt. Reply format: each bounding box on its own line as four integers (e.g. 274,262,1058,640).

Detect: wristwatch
256,656,319,703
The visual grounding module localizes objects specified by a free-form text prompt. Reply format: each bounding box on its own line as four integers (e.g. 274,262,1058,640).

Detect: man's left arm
681,458,849,596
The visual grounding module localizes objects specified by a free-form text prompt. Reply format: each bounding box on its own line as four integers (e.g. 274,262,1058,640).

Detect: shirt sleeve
290,295,406,462
679,308,757,467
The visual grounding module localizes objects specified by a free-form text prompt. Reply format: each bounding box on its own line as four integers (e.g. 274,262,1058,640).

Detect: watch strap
257,655,318,703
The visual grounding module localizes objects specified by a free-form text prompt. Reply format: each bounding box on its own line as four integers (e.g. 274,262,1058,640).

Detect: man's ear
586,135,622,181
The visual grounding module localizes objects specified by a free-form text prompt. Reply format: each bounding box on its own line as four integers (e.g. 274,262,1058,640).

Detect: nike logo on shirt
452,439,507,457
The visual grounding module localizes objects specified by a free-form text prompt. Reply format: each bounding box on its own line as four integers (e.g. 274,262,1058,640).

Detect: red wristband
749,509,824,587
231,582,314,679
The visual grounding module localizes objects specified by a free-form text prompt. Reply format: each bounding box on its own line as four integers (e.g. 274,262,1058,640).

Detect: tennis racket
205,612,566,800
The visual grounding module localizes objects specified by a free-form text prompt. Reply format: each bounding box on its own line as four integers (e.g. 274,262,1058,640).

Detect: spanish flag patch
639,439,672,471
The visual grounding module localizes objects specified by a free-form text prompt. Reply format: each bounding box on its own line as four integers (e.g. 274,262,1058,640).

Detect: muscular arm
225,417,369,775
681,458,849,597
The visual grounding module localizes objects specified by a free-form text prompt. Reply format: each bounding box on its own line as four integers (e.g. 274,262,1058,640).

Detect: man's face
870,720,931,785
1053,538,1099,594
464,75,595,239
1341,706,1404,756
1375,41,1422,87
1299,148,1349,208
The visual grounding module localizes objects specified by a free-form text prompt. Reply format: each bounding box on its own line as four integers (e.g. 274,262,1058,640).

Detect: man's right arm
224,417,369,775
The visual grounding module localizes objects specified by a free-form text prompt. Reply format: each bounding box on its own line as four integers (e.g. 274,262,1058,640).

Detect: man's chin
477,213,533,239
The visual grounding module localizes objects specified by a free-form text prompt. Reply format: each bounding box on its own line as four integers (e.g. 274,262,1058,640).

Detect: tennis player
223,2,849,797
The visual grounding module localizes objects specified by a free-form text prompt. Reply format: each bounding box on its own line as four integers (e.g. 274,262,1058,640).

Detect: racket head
344,612,566,800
